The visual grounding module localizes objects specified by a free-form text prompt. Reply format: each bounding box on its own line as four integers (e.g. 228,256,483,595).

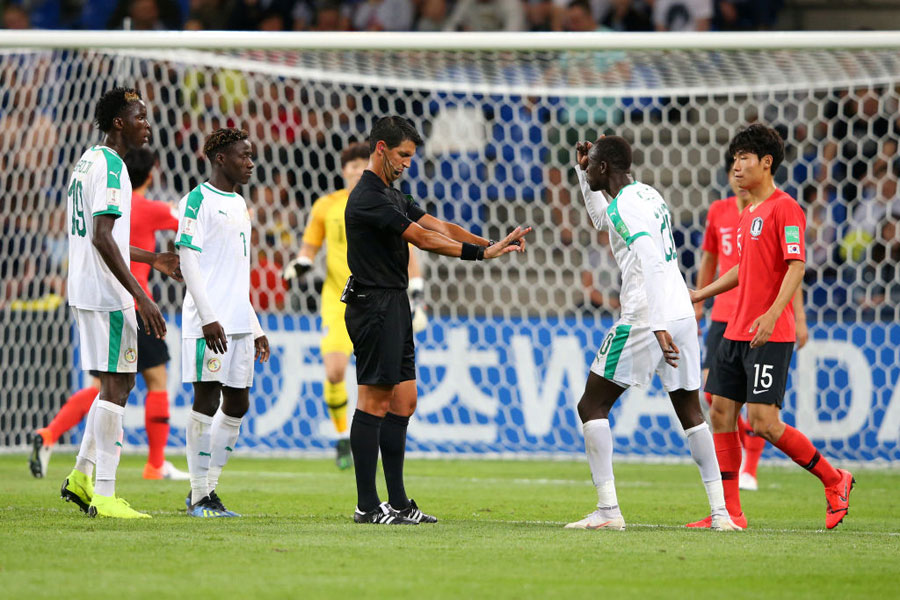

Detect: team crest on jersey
750,217,764,238
124,348,136,363
207,357,222,372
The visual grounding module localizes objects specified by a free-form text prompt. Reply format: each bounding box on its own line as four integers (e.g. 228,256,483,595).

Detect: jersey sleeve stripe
177,187,204,250
99,148,124,190
92,208,123,217
175,240,201,252
624,231,650,247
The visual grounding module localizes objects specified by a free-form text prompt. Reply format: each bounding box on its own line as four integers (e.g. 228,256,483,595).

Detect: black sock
350,409,383,512
380,412,410,510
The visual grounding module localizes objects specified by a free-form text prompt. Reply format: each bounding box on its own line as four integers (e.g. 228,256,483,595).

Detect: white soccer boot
710,514,744,531
564,508,626,530
739,472,758,491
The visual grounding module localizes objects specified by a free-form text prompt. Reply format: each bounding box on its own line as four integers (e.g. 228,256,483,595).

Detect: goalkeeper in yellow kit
283,142,425,469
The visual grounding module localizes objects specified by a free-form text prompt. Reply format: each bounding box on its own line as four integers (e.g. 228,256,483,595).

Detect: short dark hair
724,152,734,174
94,87,142,133
368,116,423,153
341,141,370,167
123,147,156,188
727,123,784,174
592,136,632,172
567,0,591,13
203,128,249,159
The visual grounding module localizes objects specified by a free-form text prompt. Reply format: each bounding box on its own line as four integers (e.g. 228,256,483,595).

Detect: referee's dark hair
123,147,156,189
728,123,784,174
94,87,142,133
341,141,371,167
203,128,249,160
368,116,424,153
592,135,632,172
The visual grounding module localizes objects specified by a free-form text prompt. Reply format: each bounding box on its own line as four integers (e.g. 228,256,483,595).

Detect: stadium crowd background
3,0,900,325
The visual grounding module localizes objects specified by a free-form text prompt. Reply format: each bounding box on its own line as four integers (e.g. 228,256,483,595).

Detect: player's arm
793,288,808,349
179,246,227,354
690,264,738,304
630,229,680,367
749,260,804,348
402,222,530,260
574,141,609,230
249,305,269,362
694,250,717,322
130,246,182,281
93,215,166,338
408,247,427,333
416,214,490,246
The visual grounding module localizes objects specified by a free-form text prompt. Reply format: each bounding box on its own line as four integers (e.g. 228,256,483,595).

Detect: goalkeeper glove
409,276,427,333
282,256,313,281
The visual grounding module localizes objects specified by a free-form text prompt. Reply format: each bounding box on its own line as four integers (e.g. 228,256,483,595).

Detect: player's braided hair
727,123,785,174
340,141,370,167
203,128,249,159
93,87,142,133
592,135,632,172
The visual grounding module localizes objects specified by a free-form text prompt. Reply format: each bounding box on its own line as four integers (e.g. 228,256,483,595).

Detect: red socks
738,415,765,478
144,391,170,469
773,424,841,487
40,386,99,445
714,431,743,517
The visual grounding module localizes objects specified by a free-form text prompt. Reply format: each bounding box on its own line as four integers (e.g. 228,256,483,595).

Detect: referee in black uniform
344,116,531,524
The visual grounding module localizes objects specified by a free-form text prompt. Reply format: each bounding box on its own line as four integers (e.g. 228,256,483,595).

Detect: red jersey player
31,148,189,481
689,124,853,530
696,157,808,492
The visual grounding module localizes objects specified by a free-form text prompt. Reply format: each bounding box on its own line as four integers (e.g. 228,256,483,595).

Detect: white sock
685,422,727,517
583,419,620,514
208,410,242,494
187,410,213,505
93,400,125,497
74,401,99,477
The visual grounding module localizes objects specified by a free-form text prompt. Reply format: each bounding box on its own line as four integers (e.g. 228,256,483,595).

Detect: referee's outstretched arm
403,219,531,261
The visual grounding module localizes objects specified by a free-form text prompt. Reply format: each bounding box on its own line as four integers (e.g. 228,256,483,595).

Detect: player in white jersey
564,137,740,531
176,128,269,518
61,87,181,519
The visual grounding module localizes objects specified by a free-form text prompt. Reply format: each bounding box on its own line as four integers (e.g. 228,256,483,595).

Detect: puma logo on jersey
109,171,120,180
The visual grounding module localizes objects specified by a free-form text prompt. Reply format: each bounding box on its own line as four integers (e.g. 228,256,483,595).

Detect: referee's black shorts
87,314,170,378
703,320,728,370
345,287,415,386
705,338,793,408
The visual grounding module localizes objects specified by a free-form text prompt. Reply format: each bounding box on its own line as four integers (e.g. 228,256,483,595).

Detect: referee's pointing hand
484,226,533,259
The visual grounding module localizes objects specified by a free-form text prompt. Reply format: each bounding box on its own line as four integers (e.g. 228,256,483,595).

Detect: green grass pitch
1,454,897,599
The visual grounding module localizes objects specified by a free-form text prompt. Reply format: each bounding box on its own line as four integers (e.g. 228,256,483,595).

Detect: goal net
2,33,899,462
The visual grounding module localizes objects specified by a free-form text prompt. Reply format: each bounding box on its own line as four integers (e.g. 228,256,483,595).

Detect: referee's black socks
380,412,411,510
350,409,383,512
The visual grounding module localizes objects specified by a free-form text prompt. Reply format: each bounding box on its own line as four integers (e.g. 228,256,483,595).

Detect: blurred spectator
601,0,651,32
802,185,839,275
579,230,620,316
351,0,414,31
856,219,900,316
107,0,182,30
306,0,351,30
653,0,712,31
524,0,560,31
227,0,294,30
249,230,288,312
2,3,30,29
443,0,525,31
563,0,598,31
416,0,448,31
714,0,782,31
185,0,231,30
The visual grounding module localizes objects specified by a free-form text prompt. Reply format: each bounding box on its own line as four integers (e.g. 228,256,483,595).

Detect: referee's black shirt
345,170,426,289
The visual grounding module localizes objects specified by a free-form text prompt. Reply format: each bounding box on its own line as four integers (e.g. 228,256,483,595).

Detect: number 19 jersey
66,145,133,311
175,182,252,338
605,182,694,325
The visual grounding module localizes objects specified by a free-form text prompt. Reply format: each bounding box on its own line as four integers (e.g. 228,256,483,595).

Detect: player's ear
762,154,773,171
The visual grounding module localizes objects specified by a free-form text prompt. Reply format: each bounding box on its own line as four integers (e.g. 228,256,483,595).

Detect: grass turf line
1,455,897,599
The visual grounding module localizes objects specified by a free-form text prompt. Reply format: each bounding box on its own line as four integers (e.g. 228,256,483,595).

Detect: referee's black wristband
461,242,484,261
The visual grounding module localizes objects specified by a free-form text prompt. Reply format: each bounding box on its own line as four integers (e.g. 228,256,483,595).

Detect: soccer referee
345,116,530,525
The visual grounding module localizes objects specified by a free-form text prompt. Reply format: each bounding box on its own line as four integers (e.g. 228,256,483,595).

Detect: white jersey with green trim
175,182,253,338
577,168,693,326
66,145,133,311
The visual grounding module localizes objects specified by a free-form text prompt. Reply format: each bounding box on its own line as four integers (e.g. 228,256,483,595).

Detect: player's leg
205,385,249,517
31,375,100,479
743,342,854,529
323,351,352,469
738,412,765,491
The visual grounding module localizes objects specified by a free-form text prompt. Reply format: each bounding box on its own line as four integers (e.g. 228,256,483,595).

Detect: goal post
1,32,898,462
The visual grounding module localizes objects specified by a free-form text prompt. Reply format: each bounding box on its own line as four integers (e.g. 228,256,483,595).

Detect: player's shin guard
350,409,383,512
187,411,213,505
583,419,620,513
713,431,743,518
685,422,727,517
380,412,410,510
773,424,841,487
144,391,170,469
74,400,100,477
324,380,348,435
93,400,125,497
46,386,99,446
207,411,242,494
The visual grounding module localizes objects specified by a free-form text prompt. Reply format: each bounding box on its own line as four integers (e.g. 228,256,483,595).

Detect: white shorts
590,316,701,392
73,306,139,373
182,334,254,388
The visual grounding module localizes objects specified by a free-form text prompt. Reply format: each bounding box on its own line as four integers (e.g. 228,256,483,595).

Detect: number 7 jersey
175,182,253,338
604,182,694,325
66,145,133,311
